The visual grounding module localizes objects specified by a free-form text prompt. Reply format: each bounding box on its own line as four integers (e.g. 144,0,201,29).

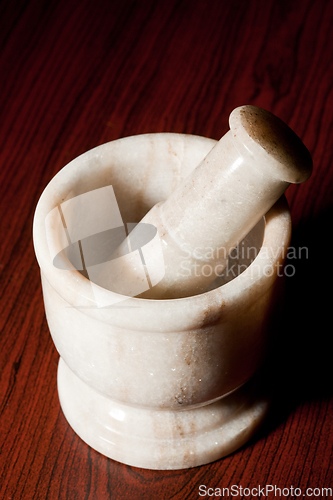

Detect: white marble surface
58,357,269,470
33,133,292,468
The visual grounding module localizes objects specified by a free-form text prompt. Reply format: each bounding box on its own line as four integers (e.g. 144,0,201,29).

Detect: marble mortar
33,133,291,469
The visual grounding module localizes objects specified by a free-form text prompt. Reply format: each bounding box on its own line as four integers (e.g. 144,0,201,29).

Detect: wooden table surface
1,0,332,498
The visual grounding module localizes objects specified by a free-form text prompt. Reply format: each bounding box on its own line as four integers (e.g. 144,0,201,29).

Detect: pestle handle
229,106,312,184
117,106,312,299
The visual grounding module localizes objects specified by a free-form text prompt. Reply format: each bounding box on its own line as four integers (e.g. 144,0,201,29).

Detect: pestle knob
116,105,312,299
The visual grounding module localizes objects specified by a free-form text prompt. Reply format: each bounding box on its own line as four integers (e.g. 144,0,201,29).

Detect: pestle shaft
117,106,312,299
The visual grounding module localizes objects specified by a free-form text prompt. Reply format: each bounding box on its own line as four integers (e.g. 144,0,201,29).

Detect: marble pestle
114,105,312,299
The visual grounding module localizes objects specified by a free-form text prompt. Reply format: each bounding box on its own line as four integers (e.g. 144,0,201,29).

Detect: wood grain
0,0,332,498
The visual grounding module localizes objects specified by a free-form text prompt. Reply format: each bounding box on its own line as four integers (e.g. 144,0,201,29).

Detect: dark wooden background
1,0,332,498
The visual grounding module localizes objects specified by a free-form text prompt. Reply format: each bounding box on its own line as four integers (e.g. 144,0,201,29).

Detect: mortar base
57,357,269,470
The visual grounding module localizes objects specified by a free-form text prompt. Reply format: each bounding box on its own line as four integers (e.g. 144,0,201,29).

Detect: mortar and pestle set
33,106,312,469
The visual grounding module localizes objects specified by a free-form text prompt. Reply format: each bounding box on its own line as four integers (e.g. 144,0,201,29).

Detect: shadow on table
254,205,333,437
